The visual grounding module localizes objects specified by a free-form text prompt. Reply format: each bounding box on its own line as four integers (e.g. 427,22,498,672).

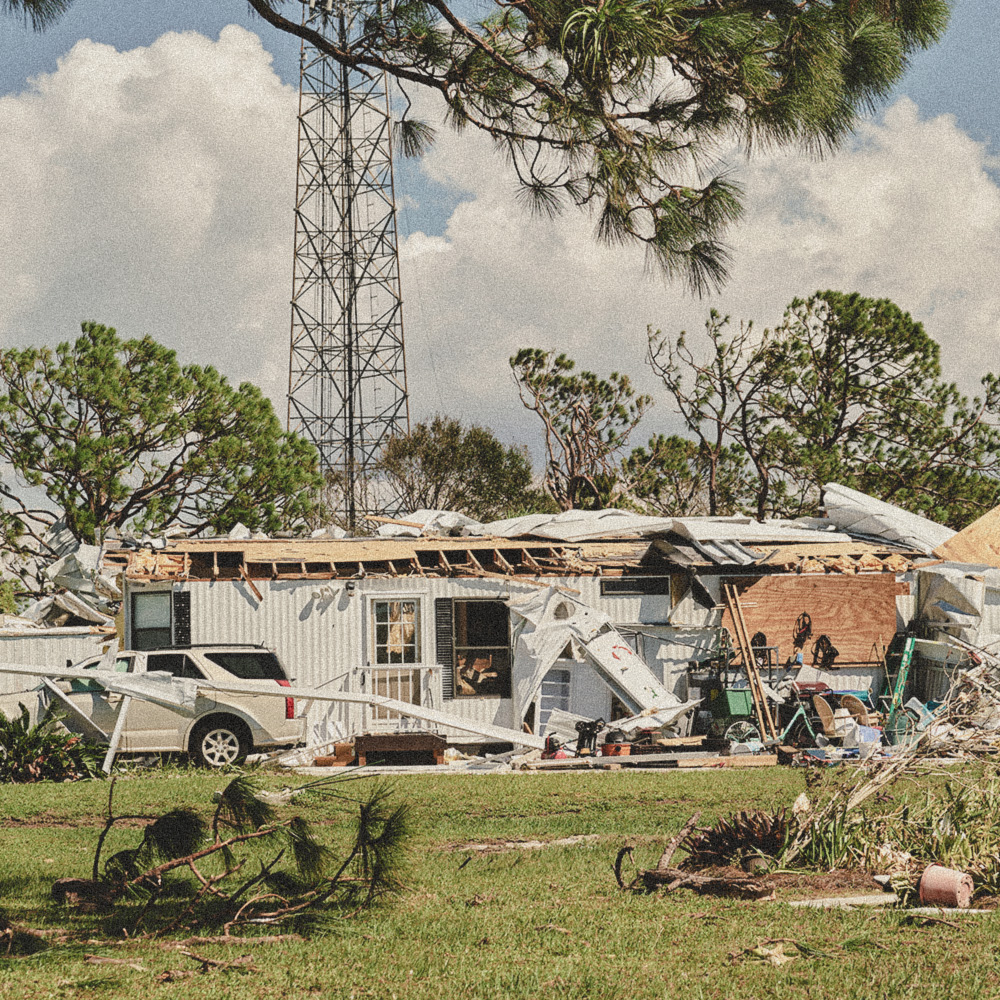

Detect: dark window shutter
435,598,454,700
172,591,192,647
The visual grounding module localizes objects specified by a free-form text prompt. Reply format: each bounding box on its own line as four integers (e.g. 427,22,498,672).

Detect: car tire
189,718,250,768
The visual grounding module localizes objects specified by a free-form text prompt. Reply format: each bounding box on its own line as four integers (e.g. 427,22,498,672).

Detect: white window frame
129,588,174,650
366,595,427,667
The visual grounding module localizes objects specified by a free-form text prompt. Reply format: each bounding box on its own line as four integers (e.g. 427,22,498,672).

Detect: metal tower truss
288,2,410,529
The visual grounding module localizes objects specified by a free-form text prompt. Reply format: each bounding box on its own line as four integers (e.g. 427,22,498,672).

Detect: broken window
452,600,511,699
372,600,420,664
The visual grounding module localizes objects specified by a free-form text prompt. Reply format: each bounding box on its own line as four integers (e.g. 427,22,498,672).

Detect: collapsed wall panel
508,588,700,726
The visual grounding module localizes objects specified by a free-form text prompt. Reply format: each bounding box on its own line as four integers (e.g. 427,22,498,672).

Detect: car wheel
189,718,250,768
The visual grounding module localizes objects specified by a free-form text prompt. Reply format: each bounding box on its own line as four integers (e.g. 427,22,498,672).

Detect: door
538,668,571,735
122,652,216,751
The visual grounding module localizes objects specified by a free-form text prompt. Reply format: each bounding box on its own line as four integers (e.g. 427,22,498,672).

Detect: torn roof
107,527,917,585
103,485,938,583
821,482,955,555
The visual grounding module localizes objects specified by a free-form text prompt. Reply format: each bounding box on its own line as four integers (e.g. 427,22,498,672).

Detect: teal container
885,714,915,746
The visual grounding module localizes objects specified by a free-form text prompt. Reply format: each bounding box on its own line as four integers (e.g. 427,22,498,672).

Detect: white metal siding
0,630,114,722
126,573,726,744
0,630,111,667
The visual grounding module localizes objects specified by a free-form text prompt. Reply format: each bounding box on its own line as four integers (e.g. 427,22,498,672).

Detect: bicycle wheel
724,720,761,743
788,716,819,748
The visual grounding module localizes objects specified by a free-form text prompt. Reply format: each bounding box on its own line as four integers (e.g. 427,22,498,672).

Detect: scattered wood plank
714,754,779,768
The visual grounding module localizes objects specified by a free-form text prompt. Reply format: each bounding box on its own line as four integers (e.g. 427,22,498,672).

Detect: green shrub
0,704,103,782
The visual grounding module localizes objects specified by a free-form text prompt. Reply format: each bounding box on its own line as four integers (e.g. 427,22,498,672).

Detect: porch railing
363,665,440,732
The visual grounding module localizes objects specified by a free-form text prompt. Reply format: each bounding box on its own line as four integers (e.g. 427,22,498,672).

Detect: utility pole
287,1,410,531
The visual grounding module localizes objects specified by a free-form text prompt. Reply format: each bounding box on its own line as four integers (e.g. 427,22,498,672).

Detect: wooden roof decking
107,532,917,584
108,537,660,583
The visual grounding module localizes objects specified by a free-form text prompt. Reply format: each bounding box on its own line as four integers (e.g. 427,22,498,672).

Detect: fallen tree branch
657,812,701,871
178,949,256,972
614,845,634,891
170,934,305,947
637,866,775,900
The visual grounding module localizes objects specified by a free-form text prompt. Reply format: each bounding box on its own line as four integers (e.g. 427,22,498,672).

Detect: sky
0,0,999,466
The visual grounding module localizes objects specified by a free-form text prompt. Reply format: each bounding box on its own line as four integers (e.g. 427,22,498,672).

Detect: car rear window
203,651,286,681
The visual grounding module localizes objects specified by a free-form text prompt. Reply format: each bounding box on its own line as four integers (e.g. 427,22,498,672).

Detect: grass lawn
2,765,997,999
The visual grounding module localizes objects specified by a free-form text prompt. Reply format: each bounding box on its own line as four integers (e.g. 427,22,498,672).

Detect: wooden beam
520,549,542,572
238,565,263,603
492,549,514,574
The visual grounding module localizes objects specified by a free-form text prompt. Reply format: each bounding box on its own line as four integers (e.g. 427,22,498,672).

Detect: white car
58,645,306,766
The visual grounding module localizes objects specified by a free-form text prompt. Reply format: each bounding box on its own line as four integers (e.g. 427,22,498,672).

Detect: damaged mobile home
93,485,933,752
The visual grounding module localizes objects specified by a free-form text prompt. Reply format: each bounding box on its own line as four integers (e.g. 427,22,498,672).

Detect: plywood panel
721,574,897,668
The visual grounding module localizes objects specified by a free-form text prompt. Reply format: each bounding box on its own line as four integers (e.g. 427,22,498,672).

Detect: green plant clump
0,705,103,783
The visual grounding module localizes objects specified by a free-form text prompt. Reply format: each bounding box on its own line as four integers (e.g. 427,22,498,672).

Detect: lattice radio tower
287,0,410,531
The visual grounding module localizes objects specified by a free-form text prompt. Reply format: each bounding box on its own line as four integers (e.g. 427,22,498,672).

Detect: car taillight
276,678,295,719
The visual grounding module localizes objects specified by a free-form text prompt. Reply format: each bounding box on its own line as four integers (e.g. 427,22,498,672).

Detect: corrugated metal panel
914,657,954,703
0,631,114,723
0,631,110,667
795,663,885,696
896,594,917,630
980,586,1000,637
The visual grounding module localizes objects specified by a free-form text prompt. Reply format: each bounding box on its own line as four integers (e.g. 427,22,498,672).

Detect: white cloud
401,95,1000,447
0,26,297,402
1,28,999,467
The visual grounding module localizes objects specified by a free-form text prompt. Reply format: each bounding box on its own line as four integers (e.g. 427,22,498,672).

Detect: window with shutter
435,598,454,700
131,592,172,651
173,591,192,646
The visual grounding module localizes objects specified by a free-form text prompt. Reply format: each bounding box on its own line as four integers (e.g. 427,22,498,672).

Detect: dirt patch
6,815,146,830
688,865,883,898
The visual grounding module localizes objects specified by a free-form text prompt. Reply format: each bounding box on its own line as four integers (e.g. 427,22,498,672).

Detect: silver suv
60,645,306,766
